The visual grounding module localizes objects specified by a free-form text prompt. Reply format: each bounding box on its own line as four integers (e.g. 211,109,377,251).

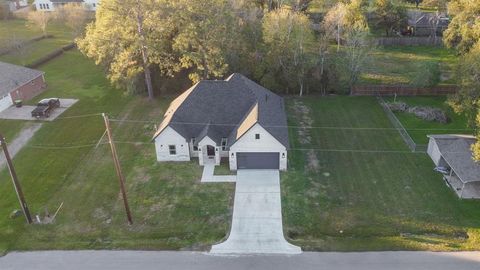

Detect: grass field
282,96,480,251
0,19,73,66
384,96,471,145
361,46,457,86
0,51,234,253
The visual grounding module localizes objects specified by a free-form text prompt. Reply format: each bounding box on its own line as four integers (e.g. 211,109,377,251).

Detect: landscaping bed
384,96,471,145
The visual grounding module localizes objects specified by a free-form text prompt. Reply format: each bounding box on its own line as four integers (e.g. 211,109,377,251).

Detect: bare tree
27,11,52,36
55,3,90,37
428,11,441,44
342,26,372,95
5,35,31,66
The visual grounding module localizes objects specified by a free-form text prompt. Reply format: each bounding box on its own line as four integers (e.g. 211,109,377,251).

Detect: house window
191,137,198,151
221,138,228,151
46,3,49,9
255,134,260,140
92,3,96,7
168,145,176,155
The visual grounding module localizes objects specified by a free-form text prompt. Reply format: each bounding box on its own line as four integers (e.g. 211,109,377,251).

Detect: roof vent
265,94,268,103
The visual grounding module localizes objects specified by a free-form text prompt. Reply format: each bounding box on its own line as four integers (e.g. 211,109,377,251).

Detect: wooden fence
352,85,457,96
374,37,443,46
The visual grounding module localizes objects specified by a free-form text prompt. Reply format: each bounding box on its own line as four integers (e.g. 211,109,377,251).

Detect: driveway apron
210,169,301,254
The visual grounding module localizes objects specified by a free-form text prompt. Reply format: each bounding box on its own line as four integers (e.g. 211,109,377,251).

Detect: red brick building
0,61,46,112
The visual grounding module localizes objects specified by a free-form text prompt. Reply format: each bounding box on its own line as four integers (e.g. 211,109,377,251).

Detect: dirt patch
292,100,319,172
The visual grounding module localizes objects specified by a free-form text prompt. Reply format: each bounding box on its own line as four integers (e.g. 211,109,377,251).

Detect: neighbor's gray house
152,73,289,171
408,11,449,37
427,134,480,199
0,61,46,113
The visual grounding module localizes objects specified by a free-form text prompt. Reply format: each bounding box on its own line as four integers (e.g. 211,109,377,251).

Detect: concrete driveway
210,170,301,254
0,99,78,121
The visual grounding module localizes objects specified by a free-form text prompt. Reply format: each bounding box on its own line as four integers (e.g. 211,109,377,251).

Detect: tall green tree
443,0,480,54
372,0,407,36
77,0,174,99
447,43,480,161
262,9,315,96
172,0,240,82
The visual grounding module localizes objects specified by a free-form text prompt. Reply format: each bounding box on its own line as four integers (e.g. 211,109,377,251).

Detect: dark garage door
237,152,279,169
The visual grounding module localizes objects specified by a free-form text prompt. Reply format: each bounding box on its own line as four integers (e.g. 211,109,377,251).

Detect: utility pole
0,134,32,224
102,113,133,225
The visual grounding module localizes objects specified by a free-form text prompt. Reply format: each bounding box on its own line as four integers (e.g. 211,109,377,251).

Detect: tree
262,9,315,96
448,43,480,128
428,11,441,43
27,11,52,36
77,0,174,99
171,0,240,82
322,0,367,51
443,0,480,54
54,3,90,37
341,24,372,94
372,0,407,36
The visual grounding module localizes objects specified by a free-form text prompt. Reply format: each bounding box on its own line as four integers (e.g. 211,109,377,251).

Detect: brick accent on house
9,75,47,101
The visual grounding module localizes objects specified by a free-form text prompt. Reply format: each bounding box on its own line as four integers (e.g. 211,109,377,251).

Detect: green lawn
384,96,471,145
0,51,234,253
0,19,73,66
361,46,458,86
282,96,480,251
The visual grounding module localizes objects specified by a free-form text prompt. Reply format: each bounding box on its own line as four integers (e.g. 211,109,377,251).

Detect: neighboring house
34,0,99,11
153,73,289,171
427,134,480,199
0,61,46,112
408,11,449,37
5,0,28,11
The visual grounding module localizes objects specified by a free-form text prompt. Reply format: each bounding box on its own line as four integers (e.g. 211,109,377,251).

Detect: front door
207,145,215,158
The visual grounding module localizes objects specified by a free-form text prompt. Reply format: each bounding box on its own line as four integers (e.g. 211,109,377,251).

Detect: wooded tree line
77,0,392,98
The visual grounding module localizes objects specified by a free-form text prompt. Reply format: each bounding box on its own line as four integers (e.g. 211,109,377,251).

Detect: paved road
211,170,301,254
1,251,480,270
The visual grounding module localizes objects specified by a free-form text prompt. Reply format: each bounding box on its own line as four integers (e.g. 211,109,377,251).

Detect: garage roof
428,134,480,183
0,61,44,97
153,73,289,148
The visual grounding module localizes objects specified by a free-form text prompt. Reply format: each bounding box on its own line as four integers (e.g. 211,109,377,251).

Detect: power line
108,118,475,132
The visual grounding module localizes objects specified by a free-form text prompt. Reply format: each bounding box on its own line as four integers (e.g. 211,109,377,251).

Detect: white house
152,73,289,171
34,0,99,11
427,134,480,199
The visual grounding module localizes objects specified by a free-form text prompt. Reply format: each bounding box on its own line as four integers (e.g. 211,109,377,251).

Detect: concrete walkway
0,123,42,168
211,170,301,254
2,251,480,270
200,163,236,183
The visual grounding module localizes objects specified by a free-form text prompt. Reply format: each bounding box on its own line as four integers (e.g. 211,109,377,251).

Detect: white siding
83,0,99,10
229,123,287,171
0,94,13,113
154,126,190,162
427,138,442,166
34,0,55,11
198,136,220,165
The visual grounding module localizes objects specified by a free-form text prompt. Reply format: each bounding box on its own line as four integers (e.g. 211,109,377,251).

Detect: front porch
444,175,480,199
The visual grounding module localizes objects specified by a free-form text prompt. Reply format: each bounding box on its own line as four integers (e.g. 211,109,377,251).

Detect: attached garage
237,152,279,170
0,94,13,112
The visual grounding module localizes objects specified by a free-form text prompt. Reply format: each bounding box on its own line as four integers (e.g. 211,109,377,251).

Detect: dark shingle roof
429,134,480,183
154,73,289,148
0,61,44,97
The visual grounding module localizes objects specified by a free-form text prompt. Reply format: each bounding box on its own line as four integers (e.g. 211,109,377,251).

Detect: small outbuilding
427,134,480,199
0,61,46,112
152,73,289,171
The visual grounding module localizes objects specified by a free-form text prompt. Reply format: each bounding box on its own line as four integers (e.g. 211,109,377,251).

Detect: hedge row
26,43,76,69
0,34,54,56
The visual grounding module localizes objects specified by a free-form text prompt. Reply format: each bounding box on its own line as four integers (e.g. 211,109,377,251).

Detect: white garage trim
0,94,13,113
229,123,287,171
